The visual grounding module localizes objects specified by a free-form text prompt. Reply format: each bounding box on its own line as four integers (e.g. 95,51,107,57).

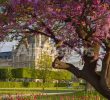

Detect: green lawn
0,89,107,100
13,91,107,100
0,88,73,95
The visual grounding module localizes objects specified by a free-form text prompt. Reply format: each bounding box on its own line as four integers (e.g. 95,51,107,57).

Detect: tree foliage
1,0,110,99
37,52,53,82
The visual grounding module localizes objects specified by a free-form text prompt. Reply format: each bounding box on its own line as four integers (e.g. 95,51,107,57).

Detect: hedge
29,82,55,88
0,82,23,88
0,68,72,82
54,82,68,87
72,82,85,89
0,82,68,88
0,68,12,80
72,82,80,87
11,68,33,78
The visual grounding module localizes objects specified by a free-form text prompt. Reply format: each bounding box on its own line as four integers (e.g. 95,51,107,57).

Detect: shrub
54,82,68,87
72,82,80,87
0,82,22,88
0,68,12,81
29,82,41,88
0,82,69,88
44,82,54,87
22,82,29,87
11,68,32,78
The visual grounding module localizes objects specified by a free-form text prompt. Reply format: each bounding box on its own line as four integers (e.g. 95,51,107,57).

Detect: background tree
1,0,110,99
37,52,53,89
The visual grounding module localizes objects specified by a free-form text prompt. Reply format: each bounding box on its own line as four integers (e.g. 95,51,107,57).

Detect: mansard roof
0,51,12,59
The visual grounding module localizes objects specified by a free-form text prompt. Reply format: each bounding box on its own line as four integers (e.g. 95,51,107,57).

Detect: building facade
12,35,56,68
0,35,84,70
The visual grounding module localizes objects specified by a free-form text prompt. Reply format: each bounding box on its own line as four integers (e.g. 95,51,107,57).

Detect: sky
0,41,18,52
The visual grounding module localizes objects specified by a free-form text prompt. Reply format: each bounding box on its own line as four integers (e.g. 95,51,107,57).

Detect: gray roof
0,51,12,59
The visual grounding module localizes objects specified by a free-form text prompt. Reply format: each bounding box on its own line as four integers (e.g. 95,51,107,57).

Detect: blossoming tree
0,0,110,99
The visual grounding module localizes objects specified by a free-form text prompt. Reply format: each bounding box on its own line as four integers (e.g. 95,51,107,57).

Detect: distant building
0,36,85,70
0,51,12,67
12,35,56,68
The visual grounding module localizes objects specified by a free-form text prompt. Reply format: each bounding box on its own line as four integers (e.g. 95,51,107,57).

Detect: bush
44,82,54,87
72,82,86,90
72,82,80,87
0,67,72,82
54,82,68,87
11,68,23,78
0,68,12,81
11,68,32,78
0,82,23,88
22,82,29,87
29,82,41,88
29,82,55,88
0,82,69,88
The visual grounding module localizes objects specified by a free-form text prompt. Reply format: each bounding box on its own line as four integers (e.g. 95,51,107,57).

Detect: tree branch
52,56,82,78
52,56,110,99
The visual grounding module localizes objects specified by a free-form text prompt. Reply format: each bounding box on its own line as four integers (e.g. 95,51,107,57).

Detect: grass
29,91,107,100
0,87,73,95
0,91,107,100
0,88,107,100
14,91,107,100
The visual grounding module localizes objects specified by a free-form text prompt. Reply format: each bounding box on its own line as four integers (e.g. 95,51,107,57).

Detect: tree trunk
101,51,110,89
52,56,110,99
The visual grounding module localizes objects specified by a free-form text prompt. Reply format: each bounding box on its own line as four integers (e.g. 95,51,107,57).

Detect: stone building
12,35,56,68
0,35,85,70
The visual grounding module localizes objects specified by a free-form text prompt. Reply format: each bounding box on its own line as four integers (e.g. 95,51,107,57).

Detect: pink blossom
92,0,101,5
